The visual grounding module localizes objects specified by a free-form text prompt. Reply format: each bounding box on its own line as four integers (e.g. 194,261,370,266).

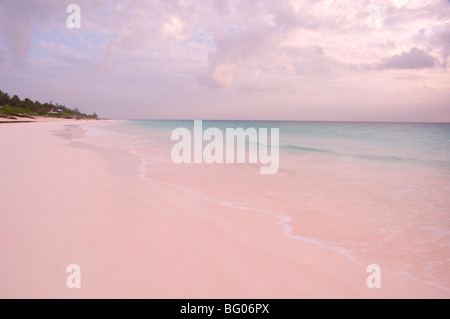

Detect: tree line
0,90,98,119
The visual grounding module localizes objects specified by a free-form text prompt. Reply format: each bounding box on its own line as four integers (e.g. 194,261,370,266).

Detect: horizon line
112,118,450,125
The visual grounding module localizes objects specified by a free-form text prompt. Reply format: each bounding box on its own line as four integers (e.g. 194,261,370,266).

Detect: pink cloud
0,0,449,121
380,48,436,70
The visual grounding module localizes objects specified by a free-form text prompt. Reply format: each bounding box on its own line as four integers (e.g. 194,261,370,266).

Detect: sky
0,0,449,121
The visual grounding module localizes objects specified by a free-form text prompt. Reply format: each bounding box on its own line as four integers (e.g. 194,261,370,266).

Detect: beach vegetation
0,90,99,119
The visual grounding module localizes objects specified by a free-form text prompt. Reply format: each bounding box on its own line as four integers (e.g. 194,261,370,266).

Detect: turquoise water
128,120,450,164
75,120,450,291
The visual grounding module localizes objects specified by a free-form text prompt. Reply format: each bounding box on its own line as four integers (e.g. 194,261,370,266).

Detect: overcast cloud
0,0,449,121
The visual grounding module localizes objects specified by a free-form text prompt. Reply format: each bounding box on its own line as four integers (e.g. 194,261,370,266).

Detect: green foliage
0,105,31,116
0,90,99,119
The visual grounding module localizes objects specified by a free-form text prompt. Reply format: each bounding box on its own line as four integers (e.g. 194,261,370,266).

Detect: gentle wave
132,148,450,293
283,143,450,169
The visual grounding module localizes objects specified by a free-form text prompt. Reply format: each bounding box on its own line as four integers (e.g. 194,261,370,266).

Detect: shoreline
0,120,36,124
0,116,101,124
0,121,448,298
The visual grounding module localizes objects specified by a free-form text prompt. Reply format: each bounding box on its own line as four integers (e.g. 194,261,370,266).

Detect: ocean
74,120,450,291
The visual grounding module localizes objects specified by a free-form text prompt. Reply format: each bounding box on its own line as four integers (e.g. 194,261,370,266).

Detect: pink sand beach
0,121,449,299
